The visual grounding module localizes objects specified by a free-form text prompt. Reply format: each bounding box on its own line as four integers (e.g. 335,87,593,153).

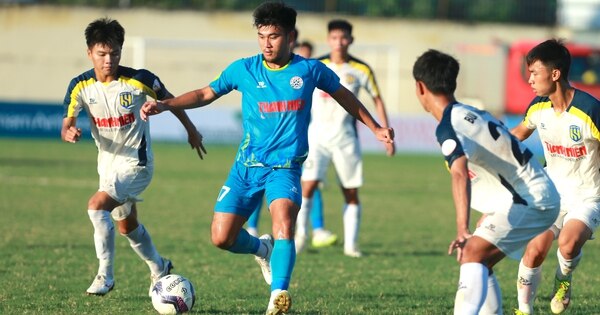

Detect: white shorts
549,199,600,238
302,139,362,188
98,164,152,220
474,204,559,260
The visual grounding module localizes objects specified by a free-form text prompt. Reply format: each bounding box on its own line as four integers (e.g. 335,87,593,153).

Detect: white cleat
311,229,338,248
344,247,363,258
255,234,273,285
266,289,292,315
86,275,115,296
550,275,572,314
149,258,173,296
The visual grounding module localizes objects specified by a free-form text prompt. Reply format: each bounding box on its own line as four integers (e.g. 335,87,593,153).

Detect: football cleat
344,247,362,258
255,234,273,285
513,309,530,315
311,229,338,248
86,274,115,296
550,275,572,314
266,289,291,315
149,258,173,296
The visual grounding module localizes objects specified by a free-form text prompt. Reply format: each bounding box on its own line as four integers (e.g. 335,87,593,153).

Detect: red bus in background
505,40,600,114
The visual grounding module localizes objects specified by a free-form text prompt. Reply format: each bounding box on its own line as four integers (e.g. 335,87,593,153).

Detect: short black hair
328,19,352,35
253,2,296,34
297,40,313,51
526,39,571,79
85,17,125,49
412,49,459,95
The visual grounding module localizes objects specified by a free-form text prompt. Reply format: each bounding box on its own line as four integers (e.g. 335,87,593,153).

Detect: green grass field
1,138,600,314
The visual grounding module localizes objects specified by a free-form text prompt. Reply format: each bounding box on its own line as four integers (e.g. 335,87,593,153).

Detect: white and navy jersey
522,89,600,203
63,66,168,168
437,102,559,214
309,54,381,144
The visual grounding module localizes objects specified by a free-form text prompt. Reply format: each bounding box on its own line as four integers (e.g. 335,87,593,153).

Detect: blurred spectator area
2,0,557,26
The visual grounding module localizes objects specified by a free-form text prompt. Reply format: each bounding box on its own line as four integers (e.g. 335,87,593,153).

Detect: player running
512,39,600,315
140,3,394,314
61,18,205,296
413,49,560,315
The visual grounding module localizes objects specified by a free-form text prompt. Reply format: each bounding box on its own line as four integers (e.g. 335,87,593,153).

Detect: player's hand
448,230,472,262
375,127,394,144
188,129,207,160
140,101,167,121
64,126,82,143
385,142,396,157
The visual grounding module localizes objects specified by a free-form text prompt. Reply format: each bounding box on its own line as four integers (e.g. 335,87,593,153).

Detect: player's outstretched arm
447,155,472,262
140,86,219,121
171,109,207,159
330,86,394,144
61,117,82,143
161,91,207,160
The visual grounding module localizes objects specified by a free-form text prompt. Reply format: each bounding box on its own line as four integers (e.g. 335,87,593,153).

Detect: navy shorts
214,162,302,217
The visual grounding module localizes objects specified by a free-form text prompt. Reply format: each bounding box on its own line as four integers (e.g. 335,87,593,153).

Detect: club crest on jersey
290,76,303,89
119,92,133,109
569,125,582,142
345,74,357,85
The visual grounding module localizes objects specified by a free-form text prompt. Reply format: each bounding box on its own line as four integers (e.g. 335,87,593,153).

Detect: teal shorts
214,162,302,217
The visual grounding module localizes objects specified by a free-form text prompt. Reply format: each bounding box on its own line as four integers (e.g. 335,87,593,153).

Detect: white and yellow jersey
522,89,600,204
63,66,168,169
309,54,381,145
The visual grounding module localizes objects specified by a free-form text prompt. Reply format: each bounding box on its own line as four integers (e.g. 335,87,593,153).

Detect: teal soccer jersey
210,54,341,168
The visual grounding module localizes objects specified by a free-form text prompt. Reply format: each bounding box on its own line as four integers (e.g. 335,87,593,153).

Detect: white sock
480,273,502,315
88,210,115,279
517,259,542,314
296,197,312,238
556,248,582,280
124,224,163,275
454,262,488,315
343,203,361,252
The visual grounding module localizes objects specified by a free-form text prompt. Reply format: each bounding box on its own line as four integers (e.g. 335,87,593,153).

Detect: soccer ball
150,274,196,314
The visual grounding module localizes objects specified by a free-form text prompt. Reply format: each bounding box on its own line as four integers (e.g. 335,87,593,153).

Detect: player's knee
523,247,547,266
211,232,234,250
557,239,582,258
87,196,103,210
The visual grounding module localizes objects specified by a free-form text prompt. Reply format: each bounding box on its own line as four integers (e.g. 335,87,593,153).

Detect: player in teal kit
140,3,394,314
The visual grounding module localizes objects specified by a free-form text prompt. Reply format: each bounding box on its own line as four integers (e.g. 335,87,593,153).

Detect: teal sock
227,228,260,254
271,239,295,290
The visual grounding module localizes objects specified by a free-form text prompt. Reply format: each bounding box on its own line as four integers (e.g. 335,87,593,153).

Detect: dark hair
526,39,571,79
85,18,125,49
412,49,459,95
253,2,296,34
297,40,313,51
328,19,352,35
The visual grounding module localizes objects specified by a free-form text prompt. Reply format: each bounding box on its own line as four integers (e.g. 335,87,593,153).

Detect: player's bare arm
510,123,534,142
140,86,219,121
61,117,82,143
330,86,394,144
373,96,396,156
161,90,207,159
448,155,472,261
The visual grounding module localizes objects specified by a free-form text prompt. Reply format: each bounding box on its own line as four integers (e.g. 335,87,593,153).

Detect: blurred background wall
1,0,600,152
